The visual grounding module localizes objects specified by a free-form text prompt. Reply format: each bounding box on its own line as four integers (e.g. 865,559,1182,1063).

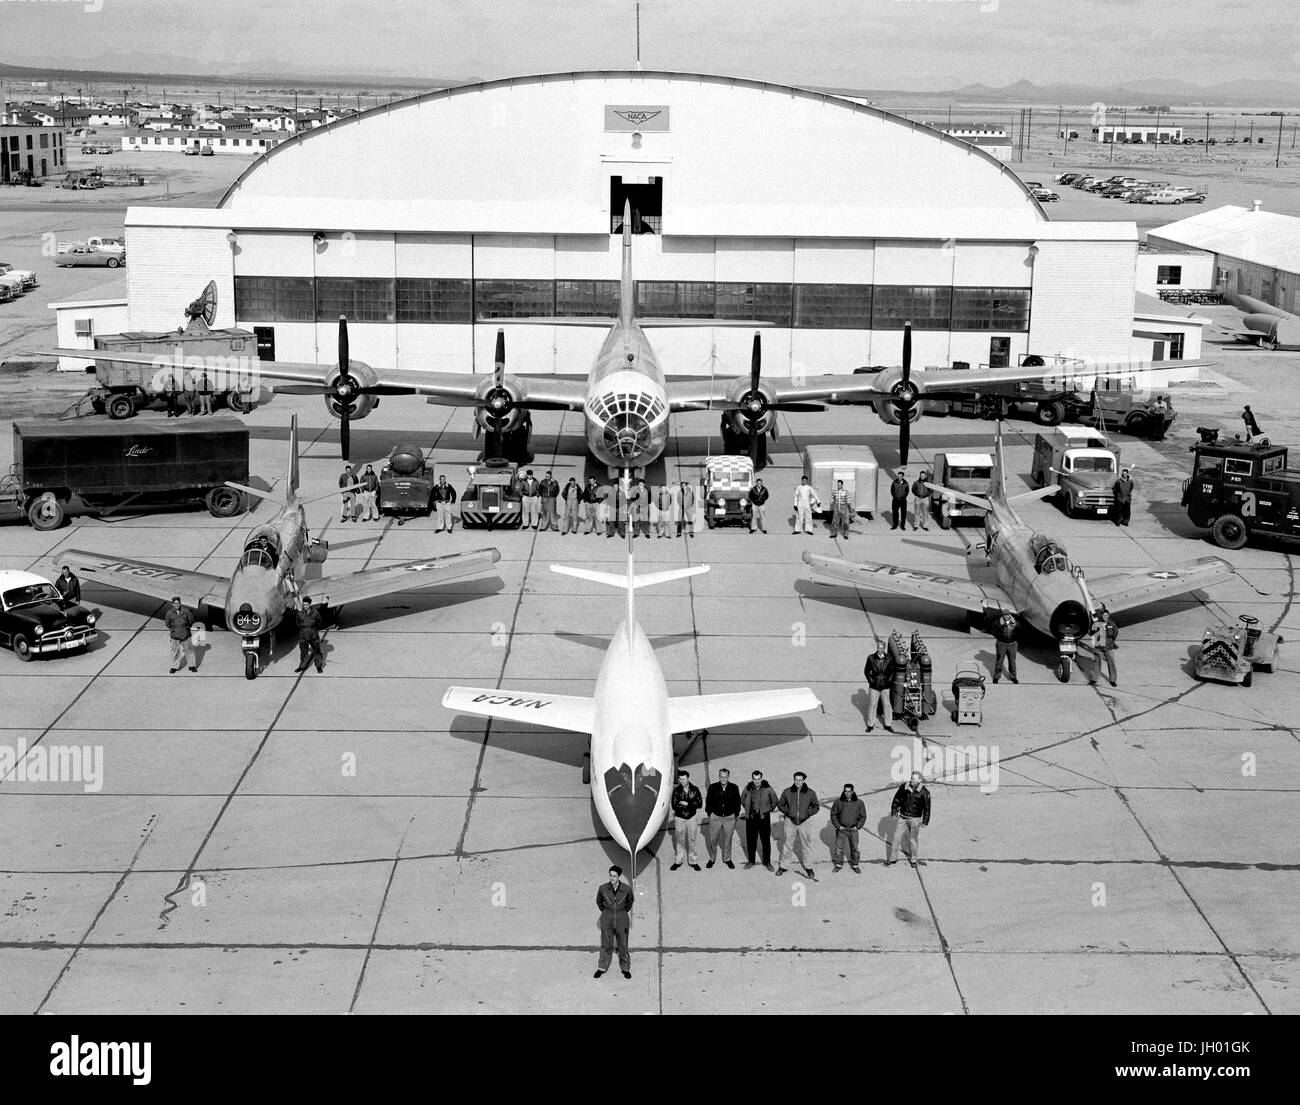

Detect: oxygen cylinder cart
888,630,938,732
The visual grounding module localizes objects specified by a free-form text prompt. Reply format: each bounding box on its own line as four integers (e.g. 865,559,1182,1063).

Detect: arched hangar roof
218,70,1046,239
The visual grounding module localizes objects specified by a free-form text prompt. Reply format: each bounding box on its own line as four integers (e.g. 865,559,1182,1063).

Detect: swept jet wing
1086,557,1236,613
802,552,1008,617
300,548,501,608
66,550,229,611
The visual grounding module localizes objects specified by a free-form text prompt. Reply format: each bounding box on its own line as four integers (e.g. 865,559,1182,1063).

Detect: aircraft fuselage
584,321,672,470
222,502,312,646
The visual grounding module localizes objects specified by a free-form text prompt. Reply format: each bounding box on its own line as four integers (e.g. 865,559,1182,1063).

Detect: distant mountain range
3,58,1299,105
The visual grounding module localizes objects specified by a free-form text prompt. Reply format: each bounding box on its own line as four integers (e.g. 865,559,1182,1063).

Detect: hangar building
122,71,1141,382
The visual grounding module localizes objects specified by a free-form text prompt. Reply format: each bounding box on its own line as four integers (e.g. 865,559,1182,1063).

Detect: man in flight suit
294,596,325,673
593,865,634,979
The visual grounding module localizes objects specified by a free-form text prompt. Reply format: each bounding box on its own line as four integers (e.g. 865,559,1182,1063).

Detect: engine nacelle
324,361,379,421
873,398,923,426
474,376,528,435
725,407,777,438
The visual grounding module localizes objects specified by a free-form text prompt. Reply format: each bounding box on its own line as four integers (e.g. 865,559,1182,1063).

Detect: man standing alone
294,596,325,673
749,478,770,534
992,612,1019,684
704,769,741,869
593,866,633,980
432,474,457,533
164,596,196,673
1112,469,1134,527
887,771,931,868
863,639,896,732
54,565,81,606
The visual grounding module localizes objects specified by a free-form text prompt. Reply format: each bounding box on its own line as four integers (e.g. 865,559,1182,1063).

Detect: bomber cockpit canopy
240,526,282,570
1029,532,1072,575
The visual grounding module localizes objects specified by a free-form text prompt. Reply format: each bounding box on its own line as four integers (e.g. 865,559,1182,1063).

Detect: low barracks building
123,71,1140,379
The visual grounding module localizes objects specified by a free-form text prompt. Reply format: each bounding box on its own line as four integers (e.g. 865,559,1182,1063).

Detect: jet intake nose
604,761,663,852
1050,600,1089,641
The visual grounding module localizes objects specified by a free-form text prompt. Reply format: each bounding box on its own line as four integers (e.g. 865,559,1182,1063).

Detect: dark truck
1182,430,1300,550
378,443,436,516
1,418,249,530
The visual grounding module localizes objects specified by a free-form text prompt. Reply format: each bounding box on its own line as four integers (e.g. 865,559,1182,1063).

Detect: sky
3,0,1298,91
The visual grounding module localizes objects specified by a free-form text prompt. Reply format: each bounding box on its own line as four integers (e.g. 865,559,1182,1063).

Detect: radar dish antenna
185,281,218,328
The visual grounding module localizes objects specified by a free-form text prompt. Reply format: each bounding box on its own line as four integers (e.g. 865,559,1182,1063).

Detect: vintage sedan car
0,570,98,661
1030,186,1059,202
56,246,125,268
0,262,38,290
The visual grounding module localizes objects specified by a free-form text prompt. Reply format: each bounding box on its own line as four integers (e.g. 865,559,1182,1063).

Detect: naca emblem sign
605,105,670,132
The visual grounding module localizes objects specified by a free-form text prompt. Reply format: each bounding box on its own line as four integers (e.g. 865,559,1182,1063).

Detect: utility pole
1204,112,1210,160
1277,113,1285,167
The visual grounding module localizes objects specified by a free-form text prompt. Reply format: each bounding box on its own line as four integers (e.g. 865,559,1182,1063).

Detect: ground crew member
581,478,600,534
593,865,633,980
741,769,777,870
183,372,199,416
1112,469,1134,526
1243,404,1262,442
830,783,866,874
520,470,541,529
197,369,214,415
830,479,853,539
164,596,196,673
561,477,581,534
613,480,629,539
294,596,325,673
339,465,357,522
54,565,81,606
669,769,703,871
793,475,819,535
992,612,1020,684
359,464,380,521
162,368,182,417
432,475,457,532
890,469,910,530
748,477,770,533
1087,605,1119,687
911,469,933,531
863,639,896,732
677,481,696,538
628,478,647,538
656,484,673,538
539,471,560,531
776,771,820,879
704,768,741,869
887,771,931,868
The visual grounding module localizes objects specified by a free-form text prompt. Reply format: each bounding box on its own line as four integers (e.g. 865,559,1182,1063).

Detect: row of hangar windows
233,277,1032,332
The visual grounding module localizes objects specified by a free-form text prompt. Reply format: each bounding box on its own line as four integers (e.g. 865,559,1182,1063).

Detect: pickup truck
1030,426,1121,518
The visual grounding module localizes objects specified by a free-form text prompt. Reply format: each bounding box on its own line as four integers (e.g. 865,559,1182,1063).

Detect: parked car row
80,144,116,155
1052,172,1207,205
0,262,39,303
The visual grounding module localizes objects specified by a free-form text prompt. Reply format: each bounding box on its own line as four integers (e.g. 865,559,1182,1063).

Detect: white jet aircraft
442,515,821,879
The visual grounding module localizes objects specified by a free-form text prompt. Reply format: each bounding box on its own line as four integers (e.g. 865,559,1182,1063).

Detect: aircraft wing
300,548,501,608
667,688,821,735
664,358,1214,411
803,551,1009,616
66,549,229,610
441,686,595,734
1086,557,1237,615
26,348,590,411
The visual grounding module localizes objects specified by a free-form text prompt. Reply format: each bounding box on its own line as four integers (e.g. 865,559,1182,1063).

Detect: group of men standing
513,470,701,538
161,369,218,417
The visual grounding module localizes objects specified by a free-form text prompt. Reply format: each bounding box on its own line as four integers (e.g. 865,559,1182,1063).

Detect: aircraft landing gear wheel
581,752,591,785
1055,657,1072,683
244,651,259,681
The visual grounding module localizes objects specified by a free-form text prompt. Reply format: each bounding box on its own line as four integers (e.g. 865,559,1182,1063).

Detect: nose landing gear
243,637,263,680
1055,656,1072,683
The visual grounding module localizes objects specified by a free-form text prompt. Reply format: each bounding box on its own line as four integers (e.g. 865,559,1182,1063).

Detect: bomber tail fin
619,198,635,328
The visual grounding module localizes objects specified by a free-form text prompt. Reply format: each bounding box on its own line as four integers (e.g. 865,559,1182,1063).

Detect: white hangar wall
123,71,1138,375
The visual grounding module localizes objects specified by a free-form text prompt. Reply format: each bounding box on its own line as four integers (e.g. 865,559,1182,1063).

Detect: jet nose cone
604,762,663,854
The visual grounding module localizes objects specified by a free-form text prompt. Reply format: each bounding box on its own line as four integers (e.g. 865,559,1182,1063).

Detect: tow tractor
1193,614,1281,687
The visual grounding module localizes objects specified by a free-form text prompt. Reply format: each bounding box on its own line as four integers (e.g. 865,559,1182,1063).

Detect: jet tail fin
619,198,634,328
551,561,710,637
287,413,301,504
